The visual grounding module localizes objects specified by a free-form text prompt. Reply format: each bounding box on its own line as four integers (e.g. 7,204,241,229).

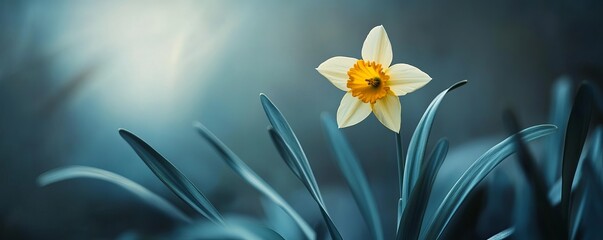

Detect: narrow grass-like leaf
550,105,601,208
194,122,315,240
571,177,588,240
561,83,593,229
548,178,562,206
545,78,572,185
260,94,323,203
261,94,341,240
589,126,602,181
261,199,303,240
174,217,285,240
504,111,564,239
119,129,224,225
513,174,539,239
423,124,557,240
268,126,303,181
398,138,448,240
401,80,467,215
441,186,486,239
268,127,343,240
487,227,515,240
484,170,515,236
321,114,383,240
38,165,191,223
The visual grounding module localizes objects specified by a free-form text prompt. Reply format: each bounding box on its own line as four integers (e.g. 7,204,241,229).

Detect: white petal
316,56,357,91
386,64,432,96
337,92,371,128
372,93,401,133
361,25,393,67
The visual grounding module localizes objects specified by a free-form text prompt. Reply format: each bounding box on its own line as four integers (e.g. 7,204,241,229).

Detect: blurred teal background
0,0,602,239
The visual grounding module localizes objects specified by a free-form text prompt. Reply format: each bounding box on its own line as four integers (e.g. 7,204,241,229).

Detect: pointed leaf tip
449,80,468,91
194,122,316,240
119,129,225,225
400,79,468,217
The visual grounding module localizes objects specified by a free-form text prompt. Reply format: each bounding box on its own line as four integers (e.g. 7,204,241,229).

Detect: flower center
366,77,381,87
347,60,390,104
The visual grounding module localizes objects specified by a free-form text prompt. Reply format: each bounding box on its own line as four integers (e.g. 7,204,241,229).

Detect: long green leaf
561,83,593,229
589,126,602,182
119,129,224,225
260,94,323,203
261,94,342,240
194,122,315,240
487,227,515,240
549,126,603,206
442,185,487,239
38,165,191,223
504,111,564,239
571,177,588,240
400,80,467,219
268,127,343,240
545,78,572,185
268,126,303,181
321,114,383,240
422,124,557,240
261,199,303,239
398,138,448,240
173,217,285,240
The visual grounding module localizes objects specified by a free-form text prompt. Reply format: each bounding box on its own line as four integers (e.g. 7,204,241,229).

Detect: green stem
396,132,406,226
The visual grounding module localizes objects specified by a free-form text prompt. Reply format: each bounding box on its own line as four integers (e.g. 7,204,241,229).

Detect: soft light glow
50,2,242,120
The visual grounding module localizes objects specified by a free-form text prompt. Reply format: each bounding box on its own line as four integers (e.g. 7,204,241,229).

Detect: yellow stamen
347,60,390,104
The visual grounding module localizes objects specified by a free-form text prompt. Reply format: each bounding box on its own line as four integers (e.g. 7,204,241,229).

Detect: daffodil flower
316,25,432,133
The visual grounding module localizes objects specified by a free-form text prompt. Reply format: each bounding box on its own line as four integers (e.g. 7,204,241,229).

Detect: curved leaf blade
400,80,467,215
561,83,593,228
398,138,449,240
260,94,323,203
268,126,303,181
571,177,588,240
174,217,285,240
194,122,315,240
268,127,343,240
487,227,515,240
589,126,602,182
423,124,557,240
504,111,565,239
545,78,572,185
119,129,224,225
321,113,383,240
38,165,191,223
261,94,342,240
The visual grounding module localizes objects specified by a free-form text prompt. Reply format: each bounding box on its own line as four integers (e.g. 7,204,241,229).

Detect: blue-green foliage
398,138,448,240
509,80,603,240
321,114,383,240
487,227,514,240
38,166,191,224
422,124,557,240
400,80,466,221
194,122,315,240
561,83,594,231
36,79,603,240
119,129,225,225
545,78,572,185
261,94,343,240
